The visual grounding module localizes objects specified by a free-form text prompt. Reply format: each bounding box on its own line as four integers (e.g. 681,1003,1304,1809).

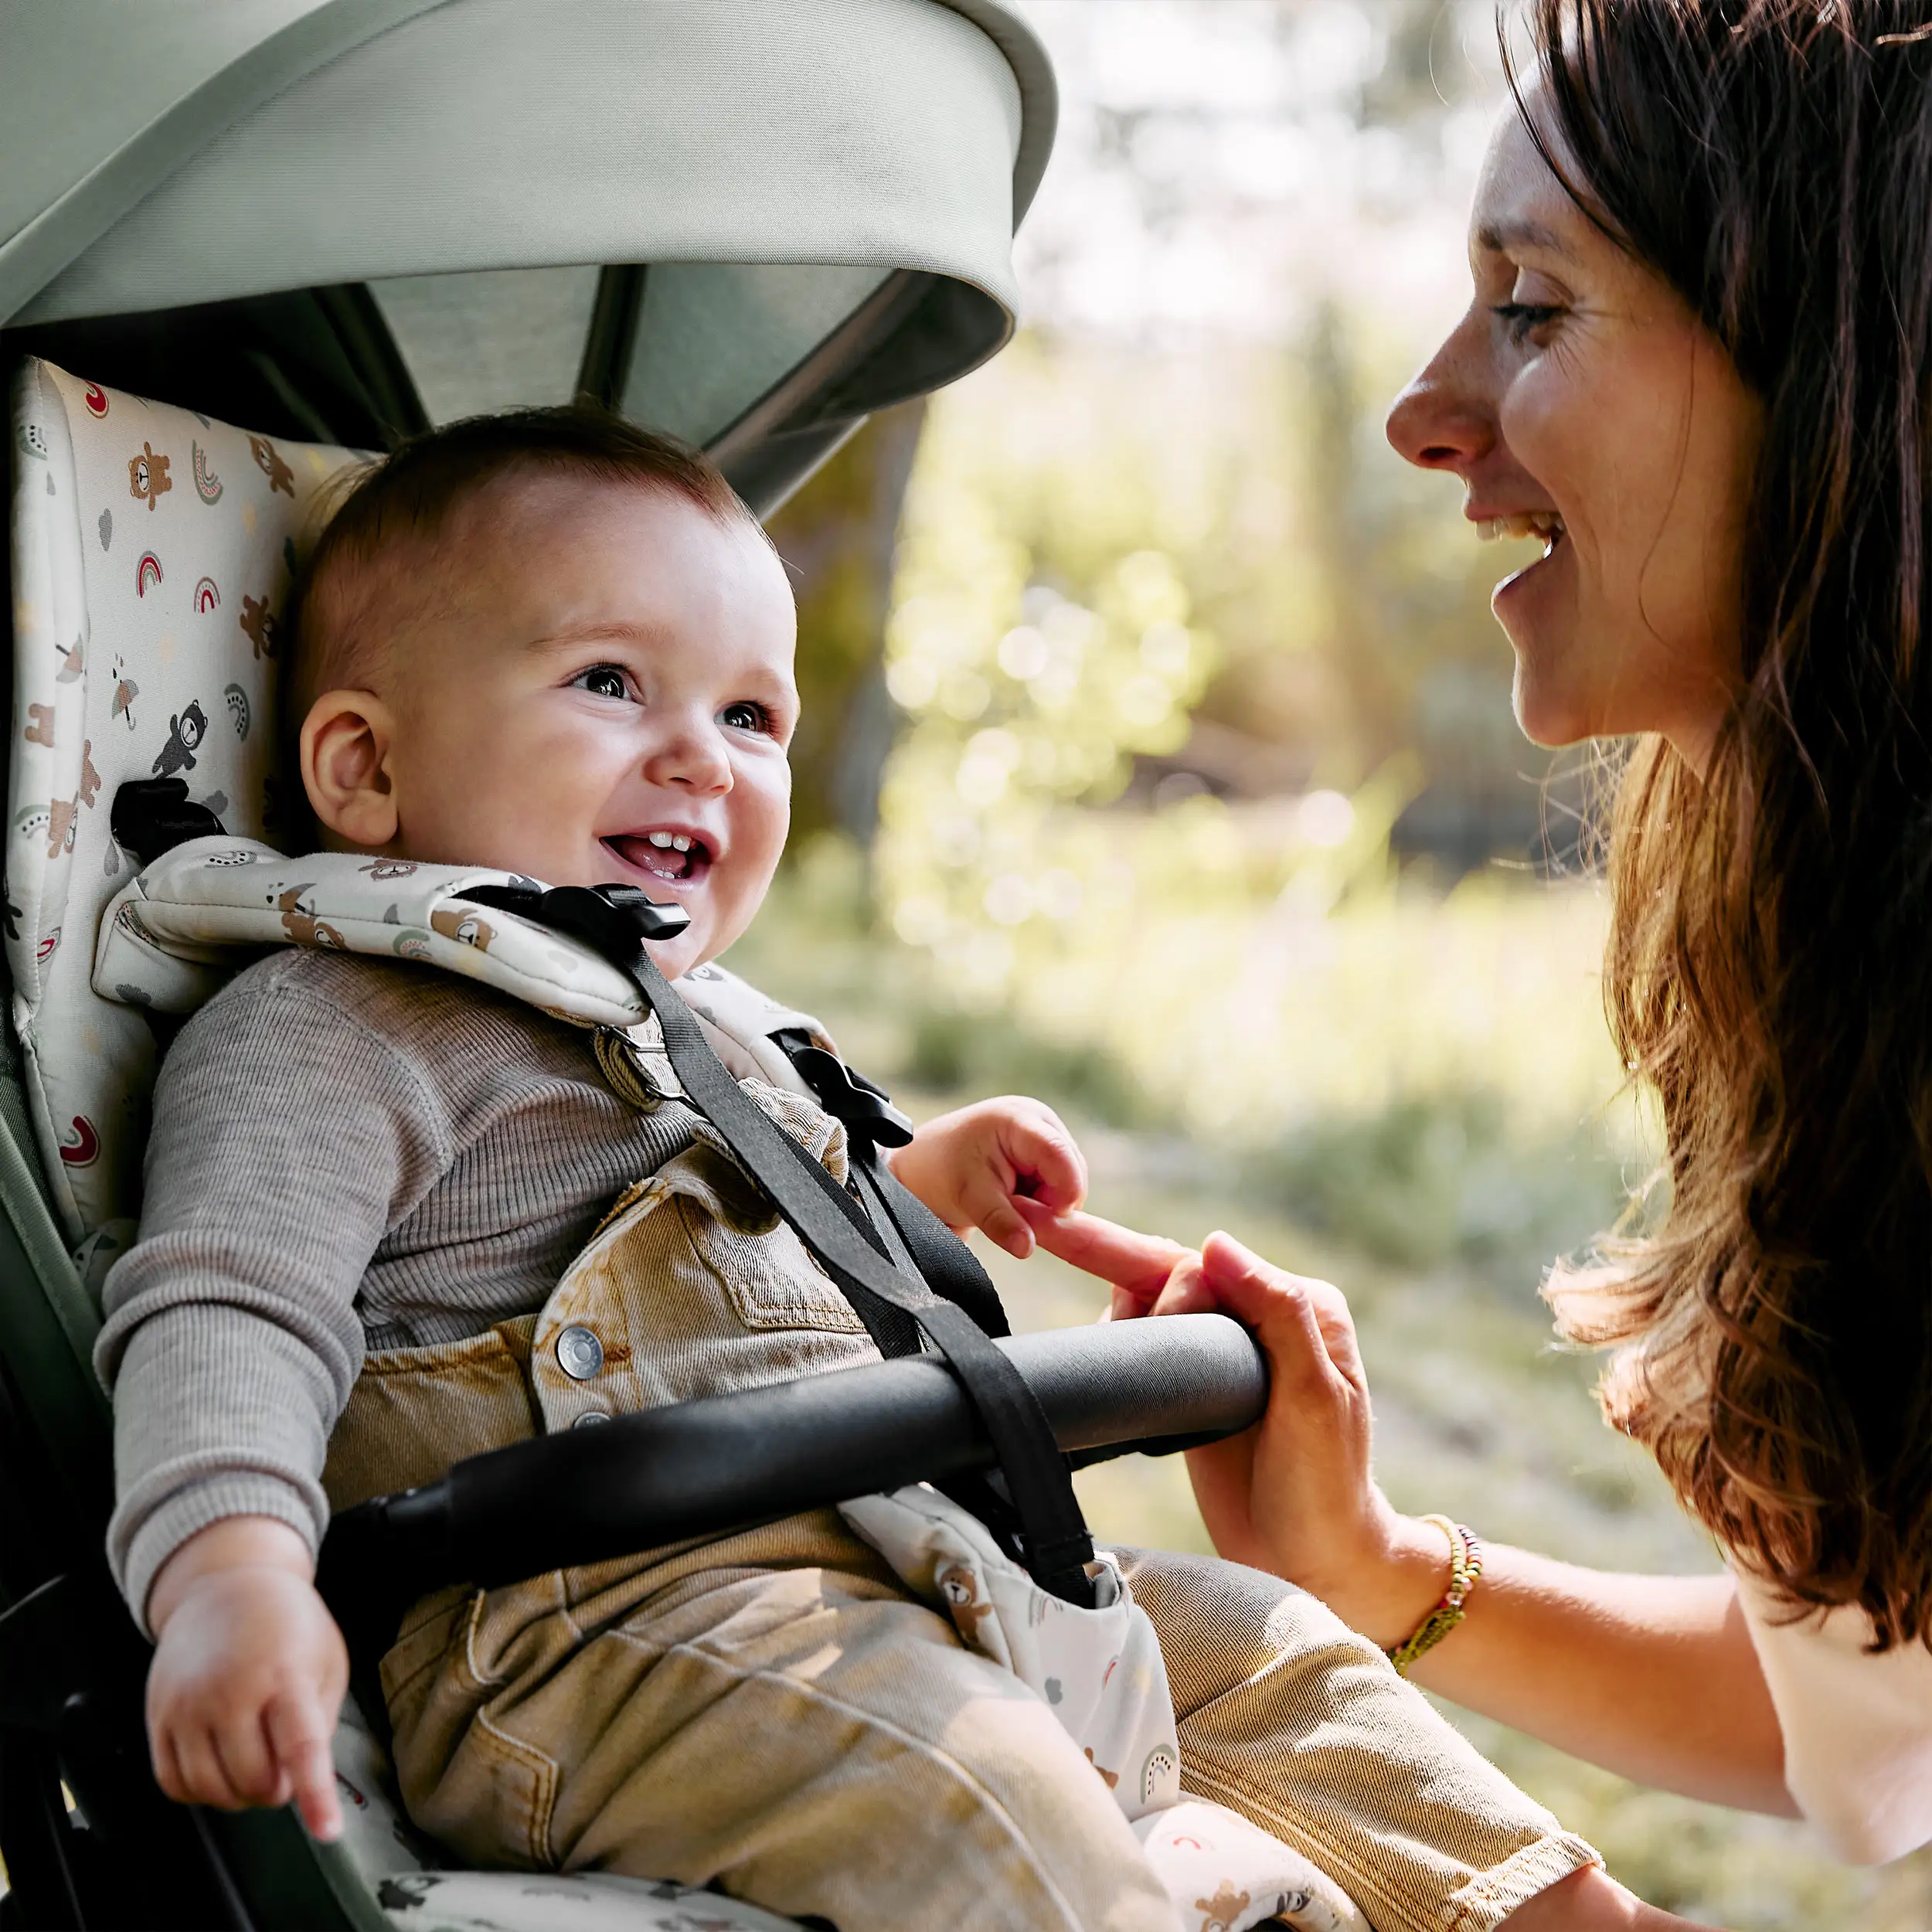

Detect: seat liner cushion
7,356,361,1264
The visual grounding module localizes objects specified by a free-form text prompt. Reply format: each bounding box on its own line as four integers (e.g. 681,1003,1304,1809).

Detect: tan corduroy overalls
324,1079,1595,1932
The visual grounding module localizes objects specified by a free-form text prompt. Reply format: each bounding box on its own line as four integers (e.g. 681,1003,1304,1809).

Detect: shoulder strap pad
90,837,833,1085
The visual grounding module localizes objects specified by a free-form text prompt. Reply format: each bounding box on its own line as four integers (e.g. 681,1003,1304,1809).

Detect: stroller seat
5,358,805,1929
0,16,1268,1921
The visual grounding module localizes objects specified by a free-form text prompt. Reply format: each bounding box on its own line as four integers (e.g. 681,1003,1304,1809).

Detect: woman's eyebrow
1475,216,1579,263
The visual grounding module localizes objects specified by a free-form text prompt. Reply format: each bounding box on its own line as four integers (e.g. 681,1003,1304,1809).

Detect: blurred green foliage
718,278,1932,1920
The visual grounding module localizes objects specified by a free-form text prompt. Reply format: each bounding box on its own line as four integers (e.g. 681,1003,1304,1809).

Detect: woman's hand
887,1097,1087,1257
1018,1202,1451,1645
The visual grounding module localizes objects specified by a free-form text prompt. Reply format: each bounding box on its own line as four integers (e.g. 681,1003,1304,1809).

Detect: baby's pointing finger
267,1692,343,1843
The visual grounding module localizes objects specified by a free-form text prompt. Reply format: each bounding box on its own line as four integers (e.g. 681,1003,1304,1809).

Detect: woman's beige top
1735,1570,1932,1862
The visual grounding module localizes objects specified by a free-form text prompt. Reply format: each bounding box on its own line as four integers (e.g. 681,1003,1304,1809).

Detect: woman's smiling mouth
1476,510,1566,556
603,828,716,887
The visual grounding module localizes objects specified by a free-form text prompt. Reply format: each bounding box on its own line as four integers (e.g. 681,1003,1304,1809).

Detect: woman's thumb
1199,1233,1345,1393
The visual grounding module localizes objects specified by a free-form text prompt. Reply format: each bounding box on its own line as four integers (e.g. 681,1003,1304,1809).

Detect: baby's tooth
672,835,692,852
1478,519,1498,542
648,831,675,849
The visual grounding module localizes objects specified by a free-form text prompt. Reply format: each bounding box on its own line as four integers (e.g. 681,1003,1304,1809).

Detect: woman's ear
300,690,400,850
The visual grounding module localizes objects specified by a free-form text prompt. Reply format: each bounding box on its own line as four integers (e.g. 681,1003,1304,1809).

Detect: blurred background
720,2,1932,1923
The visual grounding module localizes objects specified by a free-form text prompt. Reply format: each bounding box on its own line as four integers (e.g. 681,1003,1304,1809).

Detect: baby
99,407,1610,1931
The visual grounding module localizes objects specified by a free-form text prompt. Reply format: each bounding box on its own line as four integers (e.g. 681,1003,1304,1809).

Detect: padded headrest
8,358,359,1261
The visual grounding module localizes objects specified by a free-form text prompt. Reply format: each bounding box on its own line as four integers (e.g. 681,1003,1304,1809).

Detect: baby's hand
887,1097,1087,1257
145,1517,349,1842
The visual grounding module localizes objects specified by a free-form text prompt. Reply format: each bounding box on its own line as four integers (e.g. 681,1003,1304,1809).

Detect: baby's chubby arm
100,968,453,1842
145,1517,348,1842
886,1097,1087,1257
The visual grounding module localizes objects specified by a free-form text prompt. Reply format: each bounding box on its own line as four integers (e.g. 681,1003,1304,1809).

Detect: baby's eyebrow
525,619,655,653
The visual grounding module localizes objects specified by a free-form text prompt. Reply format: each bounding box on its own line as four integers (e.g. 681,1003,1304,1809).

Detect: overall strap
772,1030,1012,1342
464,882,1097,1607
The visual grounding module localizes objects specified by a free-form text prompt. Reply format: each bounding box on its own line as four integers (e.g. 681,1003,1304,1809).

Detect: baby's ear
300,690,399,850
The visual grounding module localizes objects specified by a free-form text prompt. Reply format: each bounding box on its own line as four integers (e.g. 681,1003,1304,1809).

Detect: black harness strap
464,883,1097,1605
774,1031,1013,1342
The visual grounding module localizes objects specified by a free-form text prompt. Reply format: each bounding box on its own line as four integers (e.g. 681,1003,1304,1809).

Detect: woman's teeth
1477,512,1566,552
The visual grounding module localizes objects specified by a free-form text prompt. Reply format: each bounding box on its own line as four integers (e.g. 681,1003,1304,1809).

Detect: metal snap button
571,1409,612,1429
555,1324,604,1381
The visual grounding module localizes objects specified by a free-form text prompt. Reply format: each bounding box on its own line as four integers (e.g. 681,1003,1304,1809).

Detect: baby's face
326,474,798,978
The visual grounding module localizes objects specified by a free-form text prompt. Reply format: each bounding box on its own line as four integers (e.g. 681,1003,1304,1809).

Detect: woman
1028,0,1932,1879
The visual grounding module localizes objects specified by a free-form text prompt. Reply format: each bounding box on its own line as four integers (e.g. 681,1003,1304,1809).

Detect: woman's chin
1509,662,1598,750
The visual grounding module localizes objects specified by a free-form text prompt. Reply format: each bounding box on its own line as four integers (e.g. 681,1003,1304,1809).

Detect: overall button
572,1409,612,1429
556,1325,604,1380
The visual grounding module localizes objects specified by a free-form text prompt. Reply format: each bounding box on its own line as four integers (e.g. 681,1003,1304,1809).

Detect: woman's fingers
1015,1198,1197,1300
1197,1230,1362,1395
1150,1250,1216,1317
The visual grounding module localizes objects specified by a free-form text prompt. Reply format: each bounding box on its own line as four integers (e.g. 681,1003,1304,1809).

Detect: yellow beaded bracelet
1386,1515,1484,1676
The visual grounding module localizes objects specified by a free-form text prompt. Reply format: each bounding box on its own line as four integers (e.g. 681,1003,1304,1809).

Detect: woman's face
1386,95,1762,760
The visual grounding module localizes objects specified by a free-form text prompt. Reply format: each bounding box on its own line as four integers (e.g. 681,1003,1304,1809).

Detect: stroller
0,6,1268,1927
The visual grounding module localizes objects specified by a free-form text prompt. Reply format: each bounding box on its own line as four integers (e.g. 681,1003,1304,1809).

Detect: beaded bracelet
1386,1515,1484,1676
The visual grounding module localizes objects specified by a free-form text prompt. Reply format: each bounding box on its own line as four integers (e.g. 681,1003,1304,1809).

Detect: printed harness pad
91,835,829,1095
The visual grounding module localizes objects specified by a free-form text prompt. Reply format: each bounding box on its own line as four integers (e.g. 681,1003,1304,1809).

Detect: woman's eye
1492,301,1564,345
720,700,770,733
573,665,631,701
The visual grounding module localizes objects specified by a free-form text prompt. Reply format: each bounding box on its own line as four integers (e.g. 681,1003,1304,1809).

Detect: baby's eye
573,665,631,702
719,699,770,733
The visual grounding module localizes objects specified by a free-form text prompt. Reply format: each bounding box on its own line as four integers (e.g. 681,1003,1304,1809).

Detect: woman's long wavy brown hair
1525,0,1932,1648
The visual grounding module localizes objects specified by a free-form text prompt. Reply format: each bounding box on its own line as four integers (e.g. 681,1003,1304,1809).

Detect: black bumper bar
318,1313,1266,1607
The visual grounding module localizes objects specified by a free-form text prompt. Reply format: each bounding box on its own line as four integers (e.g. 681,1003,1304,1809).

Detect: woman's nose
1386,324,1497,476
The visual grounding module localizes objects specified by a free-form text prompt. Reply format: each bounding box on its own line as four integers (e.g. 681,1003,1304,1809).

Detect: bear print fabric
332,1697,801,1929
370,1871,803,1932
90,835,835,1103
7,359,362,1257
840,1485,1368,1932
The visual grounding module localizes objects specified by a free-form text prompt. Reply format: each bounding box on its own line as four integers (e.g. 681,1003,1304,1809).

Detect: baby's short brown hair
286,405,756,722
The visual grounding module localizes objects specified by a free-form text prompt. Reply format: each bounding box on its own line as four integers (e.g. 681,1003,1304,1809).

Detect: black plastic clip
787,1044,915,1151
462,880,692,949
110,779,226,867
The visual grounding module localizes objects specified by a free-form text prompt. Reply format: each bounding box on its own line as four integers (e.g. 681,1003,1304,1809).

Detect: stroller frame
0,7,1269,1923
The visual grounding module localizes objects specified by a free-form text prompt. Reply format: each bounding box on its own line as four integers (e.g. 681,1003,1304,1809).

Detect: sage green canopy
0,0,1056,509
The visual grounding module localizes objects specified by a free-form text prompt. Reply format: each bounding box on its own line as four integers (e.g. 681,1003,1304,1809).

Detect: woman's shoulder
1733,1568,1932,1863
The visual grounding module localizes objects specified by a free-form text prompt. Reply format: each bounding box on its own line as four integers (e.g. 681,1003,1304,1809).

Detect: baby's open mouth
603,829,715,887
1477,511,1566,559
